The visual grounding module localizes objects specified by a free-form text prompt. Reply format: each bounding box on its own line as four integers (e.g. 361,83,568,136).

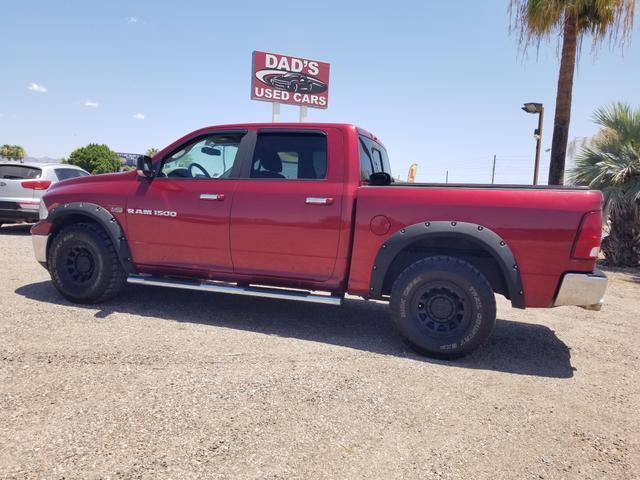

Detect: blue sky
1,0,638,184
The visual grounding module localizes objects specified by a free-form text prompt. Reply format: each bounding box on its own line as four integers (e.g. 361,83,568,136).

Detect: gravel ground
1,223,639,479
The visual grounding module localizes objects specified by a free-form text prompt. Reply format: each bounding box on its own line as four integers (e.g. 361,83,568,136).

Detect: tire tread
49,222,126,303
390,255,496,359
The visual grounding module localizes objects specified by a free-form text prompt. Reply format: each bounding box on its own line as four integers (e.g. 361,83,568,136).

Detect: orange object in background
407,164,418,183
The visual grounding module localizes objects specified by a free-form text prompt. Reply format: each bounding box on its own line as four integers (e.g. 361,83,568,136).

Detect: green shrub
65,144,121,174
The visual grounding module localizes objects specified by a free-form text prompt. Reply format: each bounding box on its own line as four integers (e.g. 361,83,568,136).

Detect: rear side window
250,133,327,180
55,168,89,181
359,136,391,181
0,165,41,179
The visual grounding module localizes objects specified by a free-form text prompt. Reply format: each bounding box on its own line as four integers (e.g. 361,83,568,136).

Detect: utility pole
445,170,449,184
491,154,496,184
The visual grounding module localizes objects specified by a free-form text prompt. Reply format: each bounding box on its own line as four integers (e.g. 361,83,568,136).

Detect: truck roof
187,122,382,145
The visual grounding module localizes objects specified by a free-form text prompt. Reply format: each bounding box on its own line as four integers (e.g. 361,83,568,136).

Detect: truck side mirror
369,172,391,186
136,155,155,179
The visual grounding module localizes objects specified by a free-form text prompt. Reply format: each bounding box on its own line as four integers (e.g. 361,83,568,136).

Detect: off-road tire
390,255,496,359
49,222,126,304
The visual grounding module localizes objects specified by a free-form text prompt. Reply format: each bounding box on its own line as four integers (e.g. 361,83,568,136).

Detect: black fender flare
47,202,136,275
369,221,525,309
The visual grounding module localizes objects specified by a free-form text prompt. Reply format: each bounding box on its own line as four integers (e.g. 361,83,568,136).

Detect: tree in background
12,145,25,162
146,147,159,157
568,102,640,266
65,144,121,174
0,144,26,162
510,0,635,185
0,145,12,160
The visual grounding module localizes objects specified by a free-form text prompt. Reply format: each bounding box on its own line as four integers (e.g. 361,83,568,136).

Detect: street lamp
522,102,544,185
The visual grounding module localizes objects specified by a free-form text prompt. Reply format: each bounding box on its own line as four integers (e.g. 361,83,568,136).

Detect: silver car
0,162,89,227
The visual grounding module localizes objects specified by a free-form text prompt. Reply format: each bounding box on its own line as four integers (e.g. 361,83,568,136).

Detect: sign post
299,106,308,122
251,50,330,123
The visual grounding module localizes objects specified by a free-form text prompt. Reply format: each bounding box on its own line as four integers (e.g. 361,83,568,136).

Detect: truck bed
388,182,589,190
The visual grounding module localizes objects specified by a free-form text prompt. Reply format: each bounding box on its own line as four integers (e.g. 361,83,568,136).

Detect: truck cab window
359,135,391,181
160,133,243,179
250,133,327,180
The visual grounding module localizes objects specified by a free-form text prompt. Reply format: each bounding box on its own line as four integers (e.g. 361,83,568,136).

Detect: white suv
0,162,89,227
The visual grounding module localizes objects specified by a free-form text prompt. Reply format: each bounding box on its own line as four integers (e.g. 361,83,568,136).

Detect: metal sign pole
272,102,280,122
299,106,308,122
491,154,496,184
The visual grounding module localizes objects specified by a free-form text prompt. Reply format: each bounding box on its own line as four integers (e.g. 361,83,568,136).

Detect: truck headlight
39,198,49,220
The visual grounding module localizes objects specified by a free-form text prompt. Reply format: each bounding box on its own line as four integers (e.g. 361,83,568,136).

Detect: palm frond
509,0,635,55
569,102,640,213
592,102,640,145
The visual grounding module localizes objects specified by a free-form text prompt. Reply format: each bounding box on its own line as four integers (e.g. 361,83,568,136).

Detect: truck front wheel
49,222,126,304
390,255,496,359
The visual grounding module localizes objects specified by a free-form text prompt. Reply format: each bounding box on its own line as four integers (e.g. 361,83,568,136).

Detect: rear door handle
200,193,225,201
305,197,334,205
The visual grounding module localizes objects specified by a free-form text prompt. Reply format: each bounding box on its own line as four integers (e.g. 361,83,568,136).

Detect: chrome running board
127,275,343,306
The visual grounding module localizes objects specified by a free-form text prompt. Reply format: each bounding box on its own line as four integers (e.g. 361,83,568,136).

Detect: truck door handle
305,197,334,205
200,193,225,201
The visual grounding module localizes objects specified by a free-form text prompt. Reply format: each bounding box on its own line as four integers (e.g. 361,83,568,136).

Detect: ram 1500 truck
31,123,608,358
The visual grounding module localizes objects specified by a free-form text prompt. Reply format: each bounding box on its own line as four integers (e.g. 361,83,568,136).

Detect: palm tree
0,144,26,162
510,0,635,185
11,145,25,162
568,102,640,266
0,145,10,160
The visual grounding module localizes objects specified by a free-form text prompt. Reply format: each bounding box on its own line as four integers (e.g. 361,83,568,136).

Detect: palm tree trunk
548,10,578,185
602,201,640,267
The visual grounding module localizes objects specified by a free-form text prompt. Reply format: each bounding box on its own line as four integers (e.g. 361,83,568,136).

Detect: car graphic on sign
264,72,327,94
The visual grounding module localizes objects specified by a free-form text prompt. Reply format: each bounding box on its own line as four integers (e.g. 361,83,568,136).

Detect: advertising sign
251,50,330,109
116,152,141,166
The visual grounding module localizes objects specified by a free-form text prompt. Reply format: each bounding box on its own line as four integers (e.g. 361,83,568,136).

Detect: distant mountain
23,156,63,164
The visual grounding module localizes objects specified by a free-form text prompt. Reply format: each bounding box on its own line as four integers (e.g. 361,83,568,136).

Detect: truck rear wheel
49,222,126,304
390,255,496,359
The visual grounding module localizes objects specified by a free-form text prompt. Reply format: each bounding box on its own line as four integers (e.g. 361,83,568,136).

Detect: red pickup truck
31,123,608,358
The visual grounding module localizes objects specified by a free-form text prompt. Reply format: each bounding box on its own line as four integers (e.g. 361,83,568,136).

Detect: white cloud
83,101,99,108
132,113,145,120
126,16,138,24
28,82,48,93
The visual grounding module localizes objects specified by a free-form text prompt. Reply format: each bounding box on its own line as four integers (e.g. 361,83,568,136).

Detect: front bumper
553,270,608,311
32,233,49,267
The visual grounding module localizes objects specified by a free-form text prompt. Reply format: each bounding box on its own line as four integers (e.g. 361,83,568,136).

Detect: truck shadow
15,281,574,379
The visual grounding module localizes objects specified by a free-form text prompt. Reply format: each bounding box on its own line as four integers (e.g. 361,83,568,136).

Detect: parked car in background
0,162,89,228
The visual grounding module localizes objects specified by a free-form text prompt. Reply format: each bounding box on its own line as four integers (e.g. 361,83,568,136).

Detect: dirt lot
1,224,639,480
